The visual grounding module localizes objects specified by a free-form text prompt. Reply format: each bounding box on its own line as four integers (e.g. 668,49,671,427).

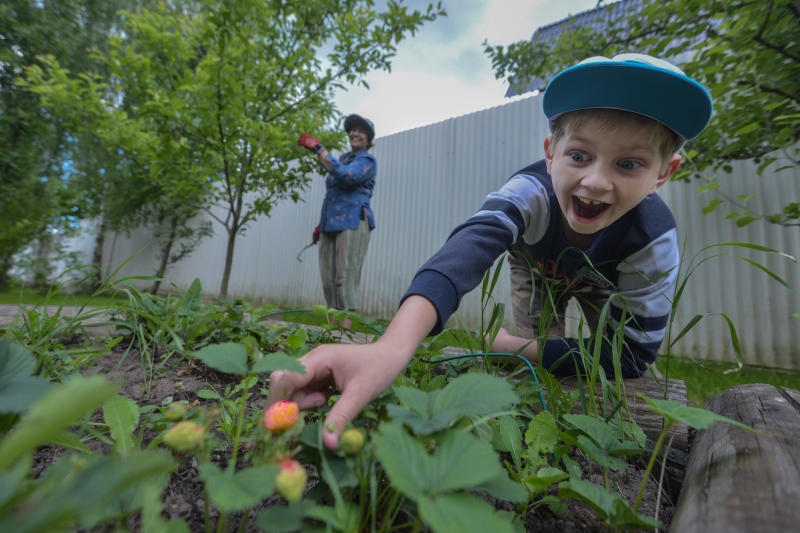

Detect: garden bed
2,297,716,532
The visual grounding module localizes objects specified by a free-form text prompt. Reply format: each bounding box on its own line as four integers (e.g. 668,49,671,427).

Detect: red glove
312,225,320,244
298,134,325,155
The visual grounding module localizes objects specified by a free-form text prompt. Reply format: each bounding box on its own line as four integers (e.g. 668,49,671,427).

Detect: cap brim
543,61,712,140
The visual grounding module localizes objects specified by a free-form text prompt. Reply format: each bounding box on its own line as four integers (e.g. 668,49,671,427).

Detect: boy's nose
580,167,613,191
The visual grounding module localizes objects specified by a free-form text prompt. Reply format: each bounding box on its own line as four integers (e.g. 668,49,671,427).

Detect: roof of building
505,0,644,97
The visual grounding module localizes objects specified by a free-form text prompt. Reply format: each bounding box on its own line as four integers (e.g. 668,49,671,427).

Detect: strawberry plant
5,250,789,532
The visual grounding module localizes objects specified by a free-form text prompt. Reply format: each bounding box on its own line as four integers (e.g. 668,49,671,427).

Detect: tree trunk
151,214,178,294
91,216,107,291
0,256,11,287
219,223,238,298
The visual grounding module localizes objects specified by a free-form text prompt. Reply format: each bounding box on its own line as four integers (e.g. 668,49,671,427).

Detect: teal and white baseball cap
543,53,713,142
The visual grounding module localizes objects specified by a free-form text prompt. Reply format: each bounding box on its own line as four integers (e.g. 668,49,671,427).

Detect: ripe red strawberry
263,400,299,432
275,458,307,502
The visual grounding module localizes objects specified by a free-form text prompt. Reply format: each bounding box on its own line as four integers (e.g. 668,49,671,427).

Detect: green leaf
372,424,510,498
418,493,516,533
388,373,518,434
305,501,361,532
702,198,723,214
0,376,120,470
198,462,279,512
0,339,52,414
197,388,221,400
0,454,31,507
255,501,315,532
574,436,628,470
563,414,643,456
251,351,306,375
6,451,175,532
371,423,431,496
193,343,248,375
734,122,760,135
558,478,661,529
286,329,307,352
491,415,523,473
524,410,559,458
427,430,512,494
49,430,93,453
103,394,139,456
472,470,527,503
523,466,568,497
639,395,757,432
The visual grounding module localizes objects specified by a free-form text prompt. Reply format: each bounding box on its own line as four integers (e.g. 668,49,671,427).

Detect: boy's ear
543,135,553,174
652,153,682,193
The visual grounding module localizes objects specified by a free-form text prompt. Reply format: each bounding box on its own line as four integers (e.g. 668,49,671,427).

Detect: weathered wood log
670,384,800,533
560,372,689,456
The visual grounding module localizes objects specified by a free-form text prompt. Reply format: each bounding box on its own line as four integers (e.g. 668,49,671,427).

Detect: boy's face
544,116,681,240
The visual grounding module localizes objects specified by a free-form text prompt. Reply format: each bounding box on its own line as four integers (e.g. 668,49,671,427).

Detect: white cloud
333,0,601,137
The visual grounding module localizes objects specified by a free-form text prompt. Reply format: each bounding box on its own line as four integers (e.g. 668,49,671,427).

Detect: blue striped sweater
403,159,679,377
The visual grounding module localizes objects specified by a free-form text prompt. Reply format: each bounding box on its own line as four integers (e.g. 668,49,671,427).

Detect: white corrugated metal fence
101,94,800,369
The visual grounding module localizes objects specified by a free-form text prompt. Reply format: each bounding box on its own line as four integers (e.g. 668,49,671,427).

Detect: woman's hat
344,114,375,142
543,53,713,142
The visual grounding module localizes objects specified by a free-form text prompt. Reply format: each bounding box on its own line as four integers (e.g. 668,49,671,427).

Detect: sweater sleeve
325,152,376,189
401,176,546,335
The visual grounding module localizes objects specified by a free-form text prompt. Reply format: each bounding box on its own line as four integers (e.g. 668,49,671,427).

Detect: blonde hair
549,108,681,163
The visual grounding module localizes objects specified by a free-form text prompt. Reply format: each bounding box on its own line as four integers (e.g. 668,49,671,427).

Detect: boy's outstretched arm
489,327,540,364
264,295,437,450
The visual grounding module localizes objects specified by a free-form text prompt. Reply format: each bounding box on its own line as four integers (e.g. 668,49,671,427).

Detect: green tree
0,0,131,286
485,0,800,228
25,0,445,297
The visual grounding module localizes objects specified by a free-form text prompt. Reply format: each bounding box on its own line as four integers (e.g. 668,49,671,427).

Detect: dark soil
29,333,682,532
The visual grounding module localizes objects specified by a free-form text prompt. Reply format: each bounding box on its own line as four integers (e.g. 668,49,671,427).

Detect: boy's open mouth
573,196,610,219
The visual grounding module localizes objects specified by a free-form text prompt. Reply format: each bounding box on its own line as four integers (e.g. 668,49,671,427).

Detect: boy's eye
569,152,588,163
618,159,642,170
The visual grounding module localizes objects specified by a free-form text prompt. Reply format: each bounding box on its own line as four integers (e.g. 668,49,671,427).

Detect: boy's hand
298,133,325,155
266,295,437,450
265,342,409,450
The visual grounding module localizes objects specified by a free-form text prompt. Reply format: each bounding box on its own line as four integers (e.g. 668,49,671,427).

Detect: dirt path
0,304,115,336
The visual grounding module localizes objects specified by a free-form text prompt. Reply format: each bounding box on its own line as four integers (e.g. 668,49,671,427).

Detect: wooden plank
670,384,800,533
559,372,689,455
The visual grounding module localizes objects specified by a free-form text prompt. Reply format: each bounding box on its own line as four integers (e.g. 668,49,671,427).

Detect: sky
333,0,601,138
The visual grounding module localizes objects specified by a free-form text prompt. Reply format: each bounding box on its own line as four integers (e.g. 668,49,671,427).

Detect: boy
266,54,713,450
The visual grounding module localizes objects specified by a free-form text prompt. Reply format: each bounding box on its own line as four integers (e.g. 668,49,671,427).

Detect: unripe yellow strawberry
165,402,189,421
263,401,299,432
340,428,365,455
275,459,307,502
163,420,205,452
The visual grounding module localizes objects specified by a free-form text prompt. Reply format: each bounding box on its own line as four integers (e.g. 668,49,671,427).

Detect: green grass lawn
0,287,123,308
656,355,800,407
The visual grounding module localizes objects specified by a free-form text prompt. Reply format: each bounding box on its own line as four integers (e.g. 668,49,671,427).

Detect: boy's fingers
291,390,328,410
266,365,316,406
321,381,373,450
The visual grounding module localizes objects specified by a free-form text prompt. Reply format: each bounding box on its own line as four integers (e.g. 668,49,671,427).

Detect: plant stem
635,420,674,512
653,430,678,525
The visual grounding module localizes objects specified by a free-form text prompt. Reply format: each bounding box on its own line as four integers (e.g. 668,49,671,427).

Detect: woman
298,114,377,326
